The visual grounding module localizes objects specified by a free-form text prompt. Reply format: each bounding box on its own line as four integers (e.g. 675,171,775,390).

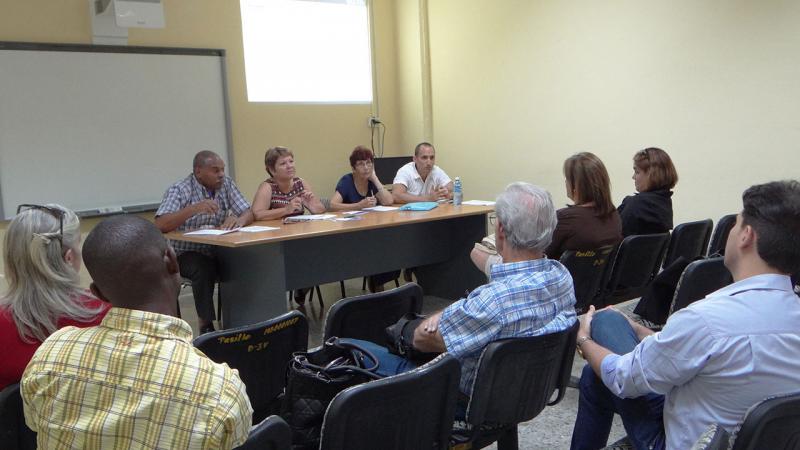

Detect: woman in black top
617,147,679,236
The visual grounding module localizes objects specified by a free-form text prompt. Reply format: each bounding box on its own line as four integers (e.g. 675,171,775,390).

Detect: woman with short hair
0,204,110,389
329,146,393,211
252,146,326,220
618,147,678,236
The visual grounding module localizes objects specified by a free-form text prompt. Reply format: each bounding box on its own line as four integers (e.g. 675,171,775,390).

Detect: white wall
425,0,800,224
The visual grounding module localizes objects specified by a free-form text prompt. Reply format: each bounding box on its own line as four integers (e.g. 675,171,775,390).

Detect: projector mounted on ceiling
90,0,165,45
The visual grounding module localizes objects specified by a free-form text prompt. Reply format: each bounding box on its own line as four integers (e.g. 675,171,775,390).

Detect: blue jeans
339,338,421,377
570,310,666,450
339,338,469,419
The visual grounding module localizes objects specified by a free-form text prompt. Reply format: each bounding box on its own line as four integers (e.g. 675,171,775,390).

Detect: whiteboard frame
0,41,234,220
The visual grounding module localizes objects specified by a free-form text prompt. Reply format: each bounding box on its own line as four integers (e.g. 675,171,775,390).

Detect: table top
165,203,495,248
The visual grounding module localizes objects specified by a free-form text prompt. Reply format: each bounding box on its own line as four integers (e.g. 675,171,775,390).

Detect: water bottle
453,177,463,206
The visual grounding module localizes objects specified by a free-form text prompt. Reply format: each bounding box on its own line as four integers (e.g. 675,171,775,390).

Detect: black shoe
294,289,308,305
200,323,216,334
403,269,414,282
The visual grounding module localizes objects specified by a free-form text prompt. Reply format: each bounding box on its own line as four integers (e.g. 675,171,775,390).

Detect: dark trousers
570,310,666,450
178,251,218,322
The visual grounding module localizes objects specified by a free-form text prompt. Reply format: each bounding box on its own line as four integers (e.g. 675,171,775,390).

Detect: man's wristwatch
576,335,592,358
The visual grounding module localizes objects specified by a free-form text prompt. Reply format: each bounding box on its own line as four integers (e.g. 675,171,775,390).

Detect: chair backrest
465,323,576,427
0,383,36,450
707,214,737,257
193,311,308,423
548,322,580,407
603,233,671,305
669,257,733,315
731,391,800,450
234,415,292,450
560,246,616,314
663,219,714,267
322,282,423,343
319,353,460,450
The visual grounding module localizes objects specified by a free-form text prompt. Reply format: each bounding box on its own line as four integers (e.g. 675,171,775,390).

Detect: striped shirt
439,258,577,393
156,174,251,256
21,307,253,450
264,177,306,217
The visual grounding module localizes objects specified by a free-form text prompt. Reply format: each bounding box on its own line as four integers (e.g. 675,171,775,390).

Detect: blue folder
399,202,439,211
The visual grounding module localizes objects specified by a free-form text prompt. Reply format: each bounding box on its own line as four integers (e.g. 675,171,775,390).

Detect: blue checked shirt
439,258,577,394
156,174,251,256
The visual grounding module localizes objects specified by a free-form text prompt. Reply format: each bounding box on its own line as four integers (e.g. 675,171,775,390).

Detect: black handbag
281,337,383,449
633,256,697,324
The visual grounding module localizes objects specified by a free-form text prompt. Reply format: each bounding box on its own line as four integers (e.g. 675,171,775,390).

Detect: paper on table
283,214,336,222
363,206,399,212
462,200,496,206
239,225,280,232
184,228,239,236
341,210,368,216
333,217,363,222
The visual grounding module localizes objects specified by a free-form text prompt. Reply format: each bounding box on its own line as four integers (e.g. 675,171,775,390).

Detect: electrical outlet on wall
367,116,381,128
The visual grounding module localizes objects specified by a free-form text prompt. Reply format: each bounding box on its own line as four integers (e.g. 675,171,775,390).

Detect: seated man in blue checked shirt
349,182,577,399
571,180,800,450
155,150,253,333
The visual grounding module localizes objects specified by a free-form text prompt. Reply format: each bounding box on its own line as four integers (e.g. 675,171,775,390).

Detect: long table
167,204,493,328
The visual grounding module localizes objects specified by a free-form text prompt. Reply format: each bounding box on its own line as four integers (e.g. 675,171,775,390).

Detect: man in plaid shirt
350,182,577,395
155,150,253,333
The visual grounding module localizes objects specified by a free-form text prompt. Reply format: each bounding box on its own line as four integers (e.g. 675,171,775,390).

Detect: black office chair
730,391,800,450
707,214,737,257
193,311,308,423
663,219,713,268
319,353,461,450
0,383,37,450
668,257,733,315
234,415,292,450
601,233,670,306
450,322,579,450
322,282,424,343
560,246,617,314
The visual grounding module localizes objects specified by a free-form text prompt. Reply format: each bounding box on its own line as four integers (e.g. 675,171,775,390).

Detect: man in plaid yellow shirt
21,215,253,449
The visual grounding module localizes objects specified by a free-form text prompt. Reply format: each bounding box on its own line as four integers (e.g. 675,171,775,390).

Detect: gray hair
1,204,103,342
495,182,557,252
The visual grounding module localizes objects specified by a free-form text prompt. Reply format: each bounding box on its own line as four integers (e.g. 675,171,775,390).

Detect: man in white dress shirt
571,180,800,450
392,142,453,203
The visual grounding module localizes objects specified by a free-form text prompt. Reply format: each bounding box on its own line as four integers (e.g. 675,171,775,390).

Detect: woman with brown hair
252,146,327,220
618,147,678,236
545,152,623,260
471,152,622,274
329,145,393,210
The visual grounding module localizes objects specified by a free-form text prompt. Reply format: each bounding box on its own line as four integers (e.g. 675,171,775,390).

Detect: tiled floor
180,278,626,449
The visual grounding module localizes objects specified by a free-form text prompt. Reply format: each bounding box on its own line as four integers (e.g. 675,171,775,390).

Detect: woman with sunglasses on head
618,147,678,237
329,145,393,211
0,204,110,389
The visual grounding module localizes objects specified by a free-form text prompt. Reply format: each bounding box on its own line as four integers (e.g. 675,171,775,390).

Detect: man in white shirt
392,142,453,203
571,180,800,450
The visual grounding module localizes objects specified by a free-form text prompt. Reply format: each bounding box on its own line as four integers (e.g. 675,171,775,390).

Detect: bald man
22,216,253,450
155,150,253,333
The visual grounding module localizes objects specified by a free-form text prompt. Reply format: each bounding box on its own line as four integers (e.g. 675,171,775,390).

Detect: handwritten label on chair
263,316,301,335
217,333,252,344
248,341,270,353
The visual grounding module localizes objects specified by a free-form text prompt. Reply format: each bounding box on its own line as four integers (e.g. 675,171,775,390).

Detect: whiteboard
0,42,232,220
